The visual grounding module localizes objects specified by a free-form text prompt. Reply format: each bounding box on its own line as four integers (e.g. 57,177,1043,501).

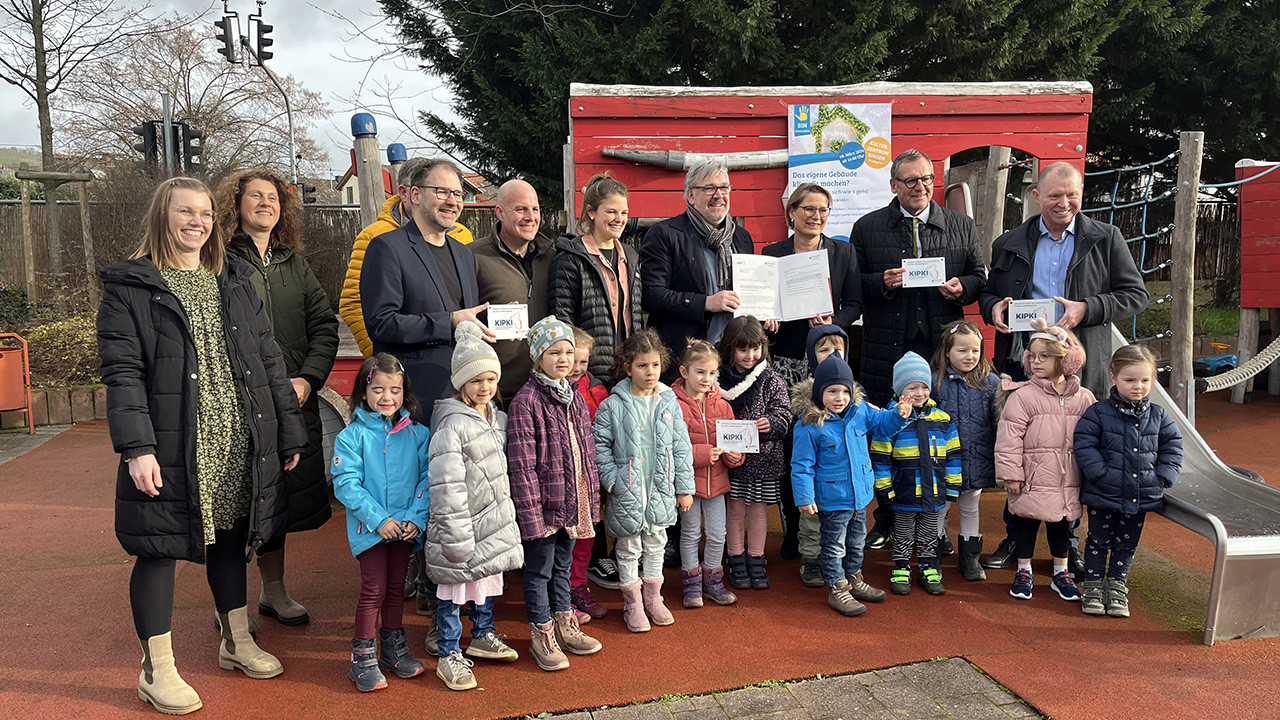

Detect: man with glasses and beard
851,149,986,551
361,158,494,418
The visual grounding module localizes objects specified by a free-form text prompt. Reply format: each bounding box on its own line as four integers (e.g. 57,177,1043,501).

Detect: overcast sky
0,0,459,177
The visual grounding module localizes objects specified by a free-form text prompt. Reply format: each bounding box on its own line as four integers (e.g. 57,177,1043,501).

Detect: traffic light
214,15,238,64
132,122,158,169
255,19,273,63
300,183,317,204
180,123,204,172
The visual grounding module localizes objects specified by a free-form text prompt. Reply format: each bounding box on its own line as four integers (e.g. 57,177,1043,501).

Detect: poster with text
787,103,893,242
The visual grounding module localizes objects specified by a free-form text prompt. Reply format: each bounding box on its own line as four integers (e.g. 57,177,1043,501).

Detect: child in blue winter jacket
1073,344,1183,618
332,353,431,692
930,320,1000,582
792,355,912,617
871,352,962,597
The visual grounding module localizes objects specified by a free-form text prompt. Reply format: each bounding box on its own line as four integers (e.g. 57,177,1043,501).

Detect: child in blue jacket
792,355,911,617
332,353,431,692
1073,345,1183,617
871,352,962,597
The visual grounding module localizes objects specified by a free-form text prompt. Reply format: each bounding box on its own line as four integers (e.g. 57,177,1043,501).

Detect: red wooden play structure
564,81,1092,246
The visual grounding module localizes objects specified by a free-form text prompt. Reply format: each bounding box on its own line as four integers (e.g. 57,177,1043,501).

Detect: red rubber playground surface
1,390,1277,720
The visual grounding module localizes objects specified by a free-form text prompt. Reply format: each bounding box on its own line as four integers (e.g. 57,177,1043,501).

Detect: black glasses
795,205,830,217
418,185,465,201
894,174,935,189
692,184,732,196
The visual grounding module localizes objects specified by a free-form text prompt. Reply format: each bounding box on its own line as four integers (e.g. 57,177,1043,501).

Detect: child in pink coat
995,321,1096,603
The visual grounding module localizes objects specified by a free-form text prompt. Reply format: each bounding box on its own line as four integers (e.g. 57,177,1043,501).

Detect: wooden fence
0,196,1239,315
0,202,568,313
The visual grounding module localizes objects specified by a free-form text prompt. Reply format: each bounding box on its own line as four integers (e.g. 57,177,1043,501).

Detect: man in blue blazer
361,158,492,422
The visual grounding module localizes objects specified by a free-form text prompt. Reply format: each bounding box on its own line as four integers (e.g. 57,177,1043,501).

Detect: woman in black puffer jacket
217,169,338,626
549,173,642,385
98,177,305,715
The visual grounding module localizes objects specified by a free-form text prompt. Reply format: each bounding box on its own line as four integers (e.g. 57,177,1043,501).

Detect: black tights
130,521,250,639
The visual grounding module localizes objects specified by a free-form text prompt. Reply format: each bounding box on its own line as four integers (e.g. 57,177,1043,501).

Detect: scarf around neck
685,203,736,288
534,369,575,405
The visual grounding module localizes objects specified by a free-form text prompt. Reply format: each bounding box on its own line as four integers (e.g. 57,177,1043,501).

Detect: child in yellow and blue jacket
871,352,961,597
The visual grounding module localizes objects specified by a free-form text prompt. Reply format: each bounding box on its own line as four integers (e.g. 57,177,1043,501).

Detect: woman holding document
761,182,863,563
762,183,863,386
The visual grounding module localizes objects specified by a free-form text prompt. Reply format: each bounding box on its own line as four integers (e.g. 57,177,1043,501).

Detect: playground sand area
0,390,1276,720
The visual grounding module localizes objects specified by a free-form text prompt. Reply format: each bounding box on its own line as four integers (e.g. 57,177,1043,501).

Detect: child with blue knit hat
870,352,962,596
792,355,911,617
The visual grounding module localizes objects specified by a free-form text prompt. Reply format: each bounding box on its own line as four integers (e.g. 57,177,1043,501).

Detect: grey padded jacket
424,398,524,585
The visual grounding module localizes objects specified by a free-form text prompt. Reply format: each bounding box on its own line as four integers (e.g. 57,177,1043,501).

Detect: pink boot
619,581,649,633
641,577,675,626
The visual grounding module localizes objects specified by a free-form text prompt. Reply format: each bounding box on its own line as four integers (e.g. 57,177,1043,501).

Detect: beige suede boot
218,607,283,678
257,549,309,625
138,632,202,715
552,610,602,655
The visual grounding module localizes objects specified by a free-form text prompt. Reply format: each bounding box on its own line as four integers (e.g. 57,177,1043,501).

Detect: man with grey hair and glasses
641,159,756,375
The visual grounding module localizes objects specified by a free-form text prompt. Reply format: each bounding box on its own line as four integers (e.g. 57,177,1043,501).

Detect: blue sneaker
1052,571,1082,601
1009,569,1033,600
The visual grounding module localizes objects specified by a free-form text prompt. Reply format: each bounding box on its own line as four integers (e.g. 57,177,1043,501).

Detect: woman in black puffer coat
98,177,305,715
549,173,642,385
217,169,338,626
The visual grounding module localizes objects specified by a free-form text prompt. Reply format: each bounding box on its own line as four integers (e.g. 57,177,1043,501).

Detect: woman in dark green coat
217,170,338,625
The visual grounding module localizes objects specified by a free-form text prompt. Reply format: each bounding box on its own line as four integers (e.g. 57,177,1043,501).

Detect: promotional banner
787,103,893,241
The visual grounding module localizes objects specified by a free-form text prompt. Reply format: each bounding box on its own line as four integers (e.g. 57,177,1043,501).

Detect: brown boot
528,620,569,671
553,610,602,655
846,570,887,603
217,607,283,679
257,549,309,625
641,577,675,626
828,579,867,617
619,581,650,632
138,632,202,714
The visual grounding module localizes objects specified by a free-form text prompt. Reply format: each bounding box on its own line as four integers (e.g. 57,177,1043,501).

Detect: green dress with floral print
162,267,254,545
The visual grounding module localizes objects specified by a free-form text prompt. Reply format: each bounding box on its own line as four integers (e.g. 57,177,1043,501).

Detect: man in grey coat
979,161,1149,398
978,161,1149,571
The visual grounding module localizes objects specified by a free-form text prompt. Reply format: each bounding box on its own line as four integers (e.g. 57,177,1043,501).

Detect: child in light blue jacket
792,355,910,617
332,353,430,692
593,329,695,634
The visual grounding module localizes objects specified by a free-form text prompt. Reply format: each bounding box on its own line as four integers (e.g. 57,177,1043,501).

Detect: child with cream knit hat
424,321,526,690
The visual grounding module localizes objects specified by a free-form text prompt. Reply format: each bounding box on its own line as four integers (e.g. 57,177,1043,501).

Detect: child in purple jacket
506,316,603,673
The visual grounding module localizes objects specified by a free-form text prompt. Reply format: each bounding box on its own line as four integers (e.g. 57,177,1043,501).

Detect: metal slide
1111,326,1280,644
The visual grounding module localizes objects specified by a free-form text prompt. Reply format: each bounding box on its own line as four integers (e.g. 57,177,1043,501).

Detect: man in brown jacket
472,179,556,399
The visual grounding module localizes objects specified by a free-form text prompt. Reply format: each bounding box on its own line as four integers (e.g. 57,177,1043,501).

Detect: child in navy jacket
1073,345,1183,617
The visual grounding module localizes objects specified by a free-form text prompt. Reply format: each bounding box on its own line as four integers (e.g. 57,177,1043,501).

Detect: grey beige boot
1080,580,1106,615
827,579,867,617
138,632,202,715
257,548,309,625
846,570,887,603
528,620,569,671
553,610,602,655
217,607,283,678
1105,578,1130,618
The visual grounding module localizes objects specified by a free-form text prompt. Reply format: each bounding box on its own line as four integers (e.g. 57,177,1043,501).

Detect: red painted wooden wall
567,85,1093,251
1238,162,1280,309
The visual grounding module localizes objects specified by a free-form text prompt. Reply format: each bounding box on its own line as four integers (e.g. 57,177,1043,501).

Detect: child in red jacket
570,326,610,419
672,339,744,609
568,326,612,622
